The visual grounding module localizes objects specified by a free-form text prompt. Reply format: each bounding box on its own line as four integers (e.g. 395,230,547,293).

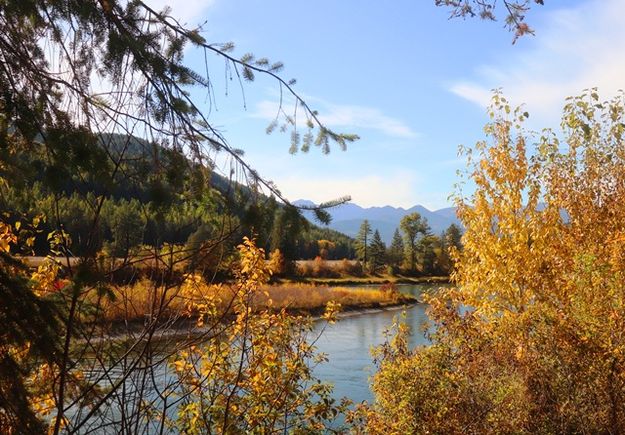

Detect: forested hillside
1,133,355,264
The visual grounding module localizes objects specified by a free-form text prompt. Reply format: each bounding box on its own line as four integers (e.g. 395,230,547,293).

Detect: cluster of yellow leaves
0,215,45,254
0,221,16,253
366,90,625,434
171,237,348,433
179,273,221,326
31,260,61,296
267,248,286,275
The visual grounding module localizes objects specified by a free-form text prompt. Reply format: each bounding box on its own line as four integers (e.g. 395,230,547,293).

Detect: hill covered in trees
1,133,355,269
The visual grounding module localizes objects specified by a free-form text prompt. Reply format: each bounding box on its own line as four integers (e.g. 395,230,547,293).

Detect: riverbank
92,292,419,345
279,275,449,286
258,283,418,317
95,280,419,325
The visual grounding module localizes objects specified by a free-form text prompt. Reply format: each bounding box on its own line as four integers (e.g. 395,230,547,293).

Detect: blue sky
146,0,623,210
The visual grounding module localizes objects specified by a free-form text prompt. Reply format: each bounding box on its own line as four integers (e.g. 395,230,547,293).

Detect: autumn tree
355,219,373,267
366,90,625,433
399,213,429,272
172,238,349,433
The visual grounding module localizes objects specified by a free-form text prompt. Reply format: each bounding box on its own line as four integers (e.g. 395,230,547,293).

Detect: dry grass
90,279,416,323
255,283,414,311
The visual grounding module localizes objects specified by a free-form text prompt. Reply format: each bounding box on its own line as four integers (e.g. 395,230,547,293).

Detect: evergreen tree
444,223,463,251
417,234,438,275
0,1,357,430
107,199,146,257
369,229,387,273
0,251,62,432
436,0,544,43
355,219,372,266
270,206,306,274
438,223,463,274
387,228,405,268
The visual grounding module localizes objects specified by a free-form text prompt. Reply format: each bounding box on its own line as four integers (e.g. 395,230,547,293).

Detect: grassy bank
292,259,450,286
280,274,449,286
91,280,418,324
257,283,418,315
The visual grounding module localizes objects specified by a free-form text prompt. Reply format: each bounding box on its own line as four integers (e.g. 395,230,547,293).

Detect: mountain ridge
294,200,461,244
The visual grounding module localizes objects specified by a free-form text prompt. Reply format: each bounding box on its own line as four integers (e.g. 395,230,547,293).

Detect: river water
311,283,441,404
69,283,442,432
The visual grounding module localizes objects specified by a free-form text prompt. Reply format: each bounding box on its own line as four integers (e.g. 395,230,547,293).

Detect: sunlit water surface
312,283,441,404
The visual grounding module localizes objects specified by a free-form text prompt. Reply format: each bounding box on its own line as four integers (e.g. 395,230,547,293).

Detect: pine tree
369,230,387,273
0,235,62,431
270,206,307,274
0,1,356,431
417,234,438,275
355,220,372,266
444,223,463,251
436,0,543,43
439,223,463,274
387,228,405,268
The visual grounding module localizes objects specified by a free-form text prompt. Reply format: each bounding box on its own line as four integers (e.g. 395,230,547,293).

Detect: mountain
294,200,462,244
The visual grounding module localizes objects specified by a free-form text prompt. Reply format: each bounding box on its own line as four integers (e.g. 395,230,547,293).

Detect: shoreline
278,275,449,286
85,295,420,344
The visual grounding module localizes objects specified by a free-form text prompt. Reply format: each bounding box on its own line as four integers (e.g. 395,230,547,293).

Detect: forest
1,132,356,266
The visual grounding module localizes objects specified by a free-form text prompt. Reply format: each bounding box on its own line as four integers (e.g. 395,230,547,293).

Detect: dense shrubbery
296,258,366,278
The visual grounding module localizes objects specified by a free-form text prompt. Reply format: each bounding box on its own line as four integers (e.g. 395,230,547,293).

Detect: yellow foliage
366,90,625,433
30,259,61,296
0,221,16,253
171,237,350,432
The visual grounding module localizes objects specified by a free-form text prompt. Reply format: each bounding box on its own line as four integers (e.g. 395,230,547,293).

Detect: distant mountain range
294,200,462,244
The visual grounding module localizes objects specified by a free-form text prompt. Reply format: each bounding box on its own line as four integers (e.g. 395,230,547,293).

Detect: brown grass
255,283,414,311
90,279,416,323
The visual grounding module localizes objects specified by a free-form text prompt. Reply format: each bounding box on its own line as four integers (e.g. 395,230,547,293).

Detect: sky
145,0,625,210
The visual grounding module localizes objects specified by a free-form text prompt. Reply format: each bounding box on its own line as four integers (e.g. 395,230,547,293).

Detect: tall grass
255,283,411,310
91,278,415,323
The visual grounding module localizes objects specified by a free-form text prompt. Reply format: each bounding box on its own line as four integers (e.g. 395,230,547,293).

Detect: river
69,283,441,432
312,283,440,404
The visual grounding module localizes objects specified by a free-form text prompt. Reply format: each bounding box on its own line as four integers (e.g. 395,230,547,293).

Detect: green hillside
1,133,355,265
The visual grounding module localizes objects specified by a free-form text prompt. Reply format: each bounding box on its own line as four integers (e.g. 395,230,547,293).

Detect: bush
337,259,364,277
311,256,339,278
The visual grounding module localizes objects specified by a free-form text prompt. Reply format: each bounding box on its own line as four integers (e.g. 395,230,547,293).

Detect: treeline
353,213,462,276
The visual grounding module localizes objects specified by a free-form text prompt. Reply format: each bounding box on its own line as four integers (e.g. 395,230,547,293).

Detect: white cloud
449,82,492,109
318,103,417,138
143,0,215,25
273,171,442,209
449,0,625,124
255,98,418,139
